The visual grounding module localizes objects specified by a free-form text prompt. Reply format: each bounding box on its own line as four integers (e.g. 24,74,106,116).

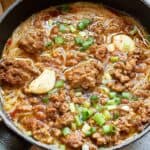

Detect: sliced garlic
113,34,135,52
107,43,115,52
120,105,130,111
28,69,56,94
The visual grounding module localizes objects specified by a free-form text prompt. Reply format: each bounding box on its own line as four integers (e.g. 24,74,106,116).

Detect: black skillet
0,0,150,149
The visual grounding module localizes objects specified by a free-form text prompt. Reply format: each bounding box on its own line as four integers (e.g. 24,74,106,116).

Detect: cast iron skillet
0,0,150,149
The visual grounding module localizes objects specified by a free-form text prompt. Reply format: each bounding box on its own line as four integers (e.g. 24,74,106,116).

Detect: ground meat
103,17,125,33
33,9,60,28
107,81,125,92
0,59,38,86
55,112,74,127
62,131,83,148
66,51,87,67
65,59,103,89
90,44,107,61
46,90,69,121
108,58,137,92
18,29,47,54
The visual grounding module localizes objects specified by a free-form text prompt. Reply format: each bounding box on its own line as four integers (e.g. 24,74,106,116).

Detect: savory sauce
0,2,150,150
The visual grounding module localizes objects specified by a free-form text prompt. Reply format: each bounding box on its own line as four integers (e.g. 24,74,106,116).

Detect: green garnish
93,113,105,126
90,95,99,101
103,110,112,121
55,80,65,88
107,97,121,105
75,115,83,126
62,127,71,136
83,101,91,108
113,97,121,105
110,56,119,63
106,100,116,105
48,88,57,96
42,97,49,103
54,36,64,45
109,92,117,99
45,41,52,48
77,18,92,31
113,112,120,120
102,125,116,135
69,25,76,32
80,37,94,51
75,36,84,46
81,108,93,121
59,144,66,150
85,127,96,136
59,24,68,33
121,92,132,99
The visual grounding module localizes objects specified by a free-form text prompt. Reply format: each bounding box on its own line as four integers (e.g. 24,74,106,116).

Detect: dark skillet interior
0,0,150,150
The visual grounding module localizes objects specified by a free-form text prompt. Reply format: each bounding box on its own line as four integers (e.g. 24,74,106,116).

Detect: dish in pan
0,2,150,150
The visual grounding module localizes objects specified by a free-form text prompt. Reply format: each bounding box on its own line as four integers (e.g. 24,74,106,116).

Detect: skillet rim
0,0,150,149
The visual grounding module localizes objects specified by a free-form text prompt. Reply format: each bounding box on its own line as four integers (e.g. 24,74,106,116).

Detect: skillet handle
0,111,31,150
0,121,31,150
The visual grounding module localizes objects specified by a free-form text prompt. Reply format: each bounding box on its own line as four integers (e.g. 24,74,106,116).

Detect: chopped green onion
113,97,121,105
60,144,66,150
71,123,76,130
102,125,116,135
54,36,64,45
75,36,84,46
103,110,112,121
82,124,96,136
42,97,49,103
93,113,105,126
107,97,121,105
101,86,110,94
121,92,132,99
81,108,93,121
55,80,65,88
45,41,52,48
80,37,94,51
105,105,117,110
110,56,119,63
75,115,83,126
69,103,76,112
69,25,76,32
85,127,96,136
109,92,117,99
77,18,92,31
106,100,116,105
129,26,137,35
62,127,71,136
48,88,57,96
95,105,105,112
83,101,91,108
113,112,120,120
90,95,99,101
59,24,68,33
